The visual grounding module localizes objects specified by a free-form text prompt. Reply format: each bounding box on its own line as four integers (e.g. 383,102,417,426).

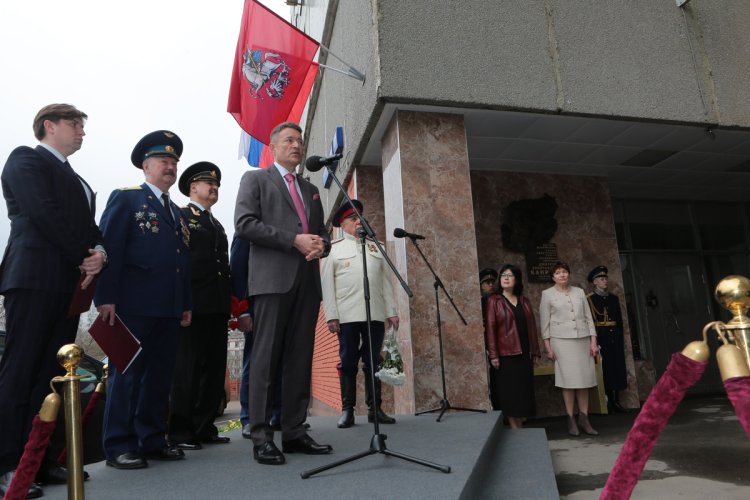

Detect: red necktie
284,173,309,234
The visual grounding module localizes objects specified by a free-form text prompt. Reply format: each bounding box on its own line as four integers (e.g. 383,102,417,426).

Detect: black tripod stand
301,166,450,479
407,238,486,422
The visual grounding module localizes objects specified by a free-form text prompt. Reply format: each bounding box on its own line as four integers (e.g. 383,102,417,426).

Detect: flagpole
318,44,365,82
317,62,365,82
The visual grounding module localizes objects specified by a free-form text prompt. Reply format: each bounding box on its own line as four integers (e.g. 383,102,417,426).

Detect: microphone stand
301,165,450,479
408,238,486,422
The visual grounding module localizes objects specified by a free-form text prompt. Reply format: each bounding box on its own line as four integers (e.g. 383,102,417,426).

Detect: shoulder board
117,186,142,191
331,238,344,244
587,292,594,298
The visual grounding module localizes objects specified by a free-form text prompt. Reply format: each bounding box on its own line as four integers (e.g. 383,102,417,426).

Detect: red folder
67,274,98,317
88,314,142,373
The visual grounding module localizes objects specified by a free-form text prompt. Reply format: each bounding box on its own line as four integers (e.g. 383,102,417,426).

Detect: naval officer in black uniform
168,162,231,449
586,266,629,413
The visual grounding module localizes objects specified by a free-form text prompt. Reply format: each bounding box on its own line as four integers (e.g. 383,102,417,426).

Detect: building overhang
361,103,750,202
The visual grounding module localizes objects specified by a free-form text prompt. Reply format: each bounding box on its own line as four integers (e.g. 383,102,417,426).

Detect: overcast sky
0,0,290,250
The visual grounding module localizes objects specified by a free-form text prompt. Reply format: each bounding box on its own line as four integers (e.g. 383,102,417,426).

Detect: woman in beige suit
539,262,599,436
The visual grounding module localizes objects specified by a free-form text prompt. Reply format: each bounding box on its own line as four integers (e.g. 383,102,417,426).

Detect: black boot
337,374,356,428
609,390,628,413
364,371,396,424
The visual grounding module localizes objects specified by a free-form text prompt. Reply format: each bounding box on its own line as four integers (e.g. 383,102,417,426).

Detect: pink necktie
284,173,309,234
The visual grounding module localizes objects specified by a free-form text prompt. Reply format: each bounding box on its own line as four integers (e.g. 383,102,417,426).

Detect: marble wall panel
471,171,640,416
381,111,490,414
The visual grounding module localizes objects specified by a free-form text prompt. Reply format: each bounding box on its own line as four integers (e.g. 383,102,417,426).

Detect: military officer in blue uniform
321,200,398,428
167,162,231,450
586,265,629,413
94,130,192,469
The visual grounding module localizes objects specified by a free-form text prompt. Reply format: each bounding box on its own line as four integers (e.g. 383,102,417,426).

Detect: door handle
670,313,683,335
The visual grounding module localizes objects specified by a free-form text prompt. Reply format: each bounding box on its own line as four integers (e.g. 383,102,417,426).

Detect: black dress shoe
172,441,202,451
36,461,90,484
0,470,44,499
242,424,252,439
106,452,148,470
202,435,230,444
282,434,333,455
612,401,630,413
253,442,285,465
143,446,185,461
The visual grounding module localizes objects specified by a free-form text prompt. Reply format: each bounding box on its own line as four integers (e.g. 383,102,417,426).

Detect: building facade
291,0,750,416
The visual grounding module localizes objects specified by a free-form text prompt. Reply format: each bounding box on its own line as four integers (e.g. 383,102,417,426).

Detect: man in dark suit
229,235,282,439
94,130,192,470
167,162,231,450
234,121,332,465
0,103,106,498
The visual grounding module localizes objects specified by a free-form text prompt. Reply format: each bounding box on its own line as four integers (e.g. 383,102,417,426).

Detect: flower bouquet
376,327,405,386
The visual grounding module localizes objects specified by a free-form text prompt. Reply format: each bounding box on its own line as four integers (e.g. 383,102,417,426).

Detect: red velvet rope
5,416,56,500
57,390,102,464
724,376,750,439
600,352,707,500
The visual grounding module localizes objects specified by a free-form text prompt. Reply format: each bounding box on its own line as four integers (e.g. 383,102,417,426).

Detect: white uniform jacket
321,233,397,324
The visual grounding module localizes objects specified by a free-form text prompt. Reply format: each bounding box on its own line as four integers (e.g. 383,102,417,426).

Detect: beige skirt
551,337,596,389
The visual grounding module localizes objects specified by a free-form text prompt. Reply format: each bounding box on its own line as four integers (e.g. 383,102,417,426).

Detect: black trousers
337,321,385,376
247,263,320,446
168,313,229,441
0,288,78,475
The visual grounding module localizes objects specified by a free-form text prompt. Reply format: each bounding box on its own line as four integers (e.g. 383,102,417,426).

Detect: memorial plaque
526,243,558,283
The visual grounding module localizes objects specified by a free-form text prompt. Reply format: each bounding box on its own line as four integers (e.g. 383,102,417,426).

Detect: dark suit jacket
94,183,191,318
234,166,329,298
181,203,230,315
0,145,102,293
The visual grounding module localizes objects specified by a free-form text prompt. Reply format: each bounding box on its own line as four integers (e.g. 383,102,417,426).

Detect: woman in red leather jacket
484,264,541,428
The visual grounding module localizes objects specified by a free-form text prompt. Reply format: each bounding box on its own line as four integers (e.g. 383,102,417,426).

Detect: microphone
304,153,343,172
393,228,425,240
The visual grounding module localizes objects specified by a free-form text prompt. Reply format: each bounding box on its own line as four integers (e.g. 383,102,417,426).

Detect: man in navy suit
0,103,106,498
234,122,332,465
94,130,192,470
229,235,283,439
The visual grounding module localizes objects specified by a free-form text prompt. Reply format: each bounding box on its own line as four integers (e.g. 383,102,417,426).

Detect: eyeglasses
500,273,515,279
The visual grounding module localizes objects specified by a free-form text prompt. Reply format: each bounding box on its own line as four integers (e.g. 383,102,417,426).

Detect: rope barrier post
56,344,86,500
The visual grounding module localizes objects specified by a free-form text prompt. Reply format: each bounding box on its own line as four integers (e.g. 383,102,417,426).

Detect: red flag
228,0,320,145
257,60,318,168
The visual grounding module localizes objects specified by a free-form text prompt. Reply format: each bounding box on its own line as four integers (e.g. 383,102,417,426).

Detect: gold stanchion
52,344,86,500
703,276,750,378
713,276,750,371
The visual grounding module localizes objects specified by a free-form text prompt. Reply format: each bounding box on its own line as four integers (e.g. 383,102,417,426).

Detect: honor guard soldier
167,162,231,450
479,267,498,320
321,200,398,428
479,268,498,403
94,130,192,469
586,265,629,413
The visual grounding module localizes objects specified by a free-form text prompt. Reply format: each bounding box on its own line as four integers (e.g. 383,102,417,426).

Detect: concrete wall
303,0,384,217
376,0,750,126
